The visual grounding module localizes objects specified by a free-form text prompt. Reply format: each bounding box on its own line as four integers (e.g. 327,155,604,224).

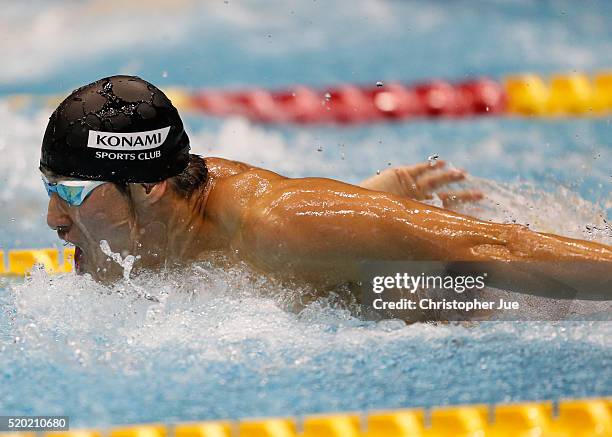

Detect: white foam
4,264,611,376
453,177,611,243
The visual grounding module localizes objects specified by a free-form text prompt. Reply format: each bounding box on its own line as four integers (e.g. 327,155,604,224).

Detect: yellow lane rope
0,398,610,436
504,72,612,115
0,247,74,276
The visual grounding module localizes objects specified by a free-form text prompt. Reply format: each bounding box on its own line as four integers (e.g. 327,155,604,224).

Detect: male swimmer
41,76,612,299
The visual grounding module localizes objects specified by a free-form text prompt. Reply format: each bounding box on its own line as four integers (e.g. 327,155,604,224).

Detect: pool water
0,0,611,428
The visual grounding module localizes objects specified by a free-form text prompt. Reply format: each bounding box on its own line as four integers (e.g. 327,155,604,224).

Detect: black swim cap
40,75,190,183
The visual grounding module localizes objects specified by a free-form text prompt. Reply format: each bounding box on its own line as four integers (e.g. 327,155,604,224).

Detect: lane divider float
5,71,611,124
0,247,74,276
0,398,610,436
185,72,612,122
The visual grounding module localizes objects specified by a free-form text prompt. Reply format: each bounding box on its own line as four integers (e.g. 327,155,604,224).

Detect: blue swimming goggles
41,174,107,206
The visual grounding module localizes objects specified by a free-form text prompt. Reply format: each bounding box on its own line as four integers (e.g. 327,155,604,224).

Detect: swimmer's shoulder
201,157,287,228
203,156,251,177
202,156,286,210
203,156,285,182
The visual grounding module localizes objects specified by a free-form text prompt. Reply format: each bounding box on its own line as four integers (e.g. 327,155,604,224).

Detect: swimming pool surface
0,0,611,427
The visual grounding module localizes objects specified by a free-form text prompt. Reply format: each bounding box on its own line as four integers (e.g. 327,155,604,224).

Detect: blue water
0,0,611,428
2,269,611,426
2,0,612,95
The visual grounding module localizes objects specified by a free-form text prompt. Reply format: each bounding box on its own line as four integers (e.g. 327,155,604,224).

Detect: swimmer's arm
241,177,612,293
358,160,483,207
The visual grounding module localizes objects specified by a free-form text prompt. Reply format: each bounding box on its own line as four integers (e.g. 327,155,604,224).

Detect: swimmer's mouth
74,246,84,273
57,232,85,274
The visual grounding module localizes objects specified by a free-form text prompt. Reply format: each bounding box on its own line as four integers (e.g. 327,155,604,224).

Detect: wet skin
46,157,612,290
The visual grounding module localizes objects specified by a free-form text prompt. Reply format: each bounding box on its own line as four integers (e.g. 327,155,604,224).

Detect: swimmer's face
44,173,136,282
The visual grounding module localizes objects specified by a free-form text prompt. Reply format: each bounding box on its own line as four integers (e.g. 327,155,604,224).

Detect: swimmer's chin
77,263,123,284
74,249,123,283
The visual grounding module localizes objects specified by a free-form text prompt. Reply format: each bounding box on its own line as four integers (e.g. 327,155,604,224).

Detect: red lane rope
190,78,506,124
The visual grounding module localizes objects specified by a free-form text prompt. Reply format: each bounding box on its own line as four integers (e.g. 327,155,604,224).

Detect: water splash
2,264,611,426
99,240,138,281
98,239,161,303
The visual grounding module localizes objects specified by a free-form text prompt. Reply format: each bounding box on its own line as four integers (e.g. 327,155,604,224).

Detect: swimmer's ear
142,181,167,204
130,181,168,205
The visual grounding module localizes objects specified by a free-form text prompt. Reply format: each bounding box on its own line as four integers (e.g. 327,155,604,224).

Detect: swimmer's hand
359,160,483,208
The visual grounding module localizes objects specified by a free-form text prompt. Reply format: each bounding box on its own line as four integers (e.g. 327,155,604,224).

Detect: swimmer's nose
46,194,72,232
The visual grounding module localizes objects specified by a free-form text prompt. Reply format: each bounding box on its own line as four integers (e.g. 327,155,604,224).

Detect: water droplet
376,81,384,87
161,70,168,78
428,154,439,166
324,92,331,101
376,170,381,175
316,146,323,152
